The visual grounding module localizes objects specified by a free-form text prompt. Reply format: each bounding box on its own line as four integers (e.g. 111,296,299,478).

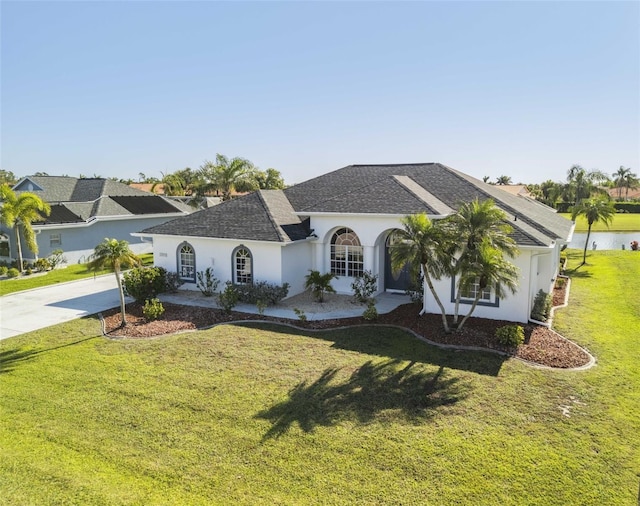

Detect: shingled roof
141,190,310,242
141,163,573,246
14,176,189,225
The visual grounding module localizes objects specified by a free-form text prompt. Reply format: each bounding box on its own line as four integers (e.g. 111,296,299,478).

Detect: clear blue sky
2,1,638,185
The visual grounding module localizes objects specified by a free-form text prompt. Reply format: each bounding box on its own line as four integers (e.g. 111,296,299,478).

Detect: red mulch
102,299,591,369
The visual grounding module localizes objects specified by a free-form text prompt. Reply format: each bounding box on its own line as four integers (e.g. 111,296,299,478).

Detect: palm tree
613,166,630,199
623,171,639,200
304,270,337,302
496,175,512,185
455,242,520,331
200,154,254,201
447,198,518,326
389,214,454,333
571,199,616,265
0,184,51,272
87,238,140,326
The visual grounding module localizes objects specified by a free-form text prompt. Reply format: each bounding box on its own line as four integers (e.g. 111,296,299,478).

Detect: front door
385,234,411,291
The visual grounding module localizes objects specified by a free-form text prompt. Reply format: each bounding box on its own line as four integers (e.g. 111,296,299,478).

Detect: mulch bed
102,300,591,369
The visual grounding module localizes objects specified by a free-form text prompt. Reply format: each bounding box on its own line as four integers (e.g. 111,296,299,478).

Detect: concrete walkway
0,274,411,340
160,291,412,321
0,274,126,340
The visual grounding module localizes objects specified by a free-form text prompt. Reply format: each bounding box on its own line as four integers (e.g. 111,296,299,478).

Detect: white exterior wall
151,235,283,291
308,214,405,294
421,244,563,324
281,241,314,296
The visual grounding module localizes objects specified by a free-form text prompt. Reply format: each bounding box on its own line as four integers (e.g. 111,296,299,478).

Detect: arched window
177,242,196,283
233,246,253,285
330,228,363,277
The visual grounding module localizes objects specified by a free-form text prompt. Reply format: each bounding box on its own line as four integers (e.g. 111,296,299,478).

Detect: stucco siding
281,241,314,296
151,236,284,291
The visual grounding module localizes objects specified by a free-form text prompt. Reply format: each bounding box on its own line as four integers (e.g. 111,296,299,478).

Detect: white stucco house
136,163,574,323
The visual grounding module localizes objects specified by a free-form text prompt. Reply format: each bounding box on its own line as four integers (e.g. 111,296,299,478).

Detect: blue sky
2,1,638,185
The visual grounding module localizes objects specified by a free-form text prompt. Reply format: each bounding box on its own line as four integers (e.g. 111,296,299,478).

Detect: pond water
569,232,640,251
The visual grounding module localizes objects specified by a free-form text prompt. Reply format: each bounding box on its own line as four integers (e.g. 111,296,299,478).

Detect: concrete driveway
0,274,125,340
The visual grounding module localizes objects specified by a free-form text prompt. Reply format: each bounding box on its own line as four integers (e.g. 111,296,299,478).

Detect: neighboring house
129,182,165,194
0,176,192,265
137,163,574,323
494,184,532,198
607,186,640,201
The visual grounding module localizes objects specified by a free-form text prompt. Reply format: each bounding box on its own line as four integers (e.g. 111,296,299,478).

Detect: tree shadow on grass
256,361,467,440
565,265,593,279
235,322,506,377
0,334,98,374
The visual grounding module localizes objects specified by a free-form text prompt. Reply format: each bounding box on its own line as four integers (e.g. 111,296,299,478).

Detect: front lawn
1,250,638,504
0,253,153,296
559,212,640,232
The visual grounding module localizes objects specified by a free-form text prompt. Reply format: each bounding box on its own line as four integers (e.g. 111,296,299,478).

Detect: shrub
305,270,337,302
123,267,168,303
143,298,165,321
164,271,184,292
405,275,424,305
496,325,525,347
7,268,19,278
34,258,51,272
0,266,7,276
362,301,378,321
555,277,566,289
293,307,307,322
217,282,239,313
351,270,378,303
530,289,552,322
25,267,33,275
48,249,67,270
256,300,267,315
196,267,220,296
236,281,290,305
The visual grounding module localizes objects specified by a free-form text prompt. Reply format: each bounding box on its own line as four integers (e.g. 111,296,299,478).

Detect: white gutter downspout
527,250,551,322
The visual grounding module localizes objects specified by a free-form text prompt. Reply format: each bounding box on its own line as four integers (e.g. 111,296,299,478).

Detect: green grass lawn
1,250,638,505
0,253,153,296
559,212,640,232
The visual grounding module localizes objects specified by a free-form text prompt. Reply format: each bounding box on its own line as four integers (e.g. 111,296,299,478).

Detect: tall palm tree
623,171,639,200
571,199,616,265
447,198,518,326
0,184,51,272
496,175,512,185
612,166,630,199
200,154,254,201
389,214,454,332
87,238,140,326
455,242,520,331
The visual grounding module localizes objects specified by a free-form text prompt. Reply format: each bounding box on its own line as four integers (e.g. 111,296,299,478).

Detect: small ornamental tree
305,270,337,302
88,238,140,326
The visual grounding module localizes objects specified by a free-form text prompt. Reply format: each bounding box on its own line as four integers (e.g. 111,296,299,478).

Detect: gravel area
103,289,592,369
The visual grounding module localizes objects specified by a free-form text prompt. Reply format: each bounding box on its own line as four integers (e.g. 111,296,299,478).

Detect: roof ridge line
256,190,288,242
440,164,560,241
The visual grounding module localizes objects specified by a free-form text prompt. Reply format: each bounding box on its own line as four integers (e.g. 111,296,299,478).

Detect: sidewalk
0,274,125,340
0,275,410,340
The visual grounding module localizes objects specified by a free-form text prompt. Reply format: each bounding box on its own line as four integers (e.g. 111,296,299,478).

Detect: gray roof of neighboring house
141,163,573,246
141,190,310,242
13,176,189,225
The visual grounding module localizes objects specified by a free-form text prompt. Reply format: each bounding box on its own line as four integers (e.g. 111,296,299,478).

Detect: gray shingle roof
141,163,573,246
141,190,310,242
12,176,188,225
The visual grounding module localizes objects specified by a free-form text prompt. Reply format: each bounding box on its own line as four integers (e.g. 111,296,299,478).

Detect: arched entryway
384,233,411,291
